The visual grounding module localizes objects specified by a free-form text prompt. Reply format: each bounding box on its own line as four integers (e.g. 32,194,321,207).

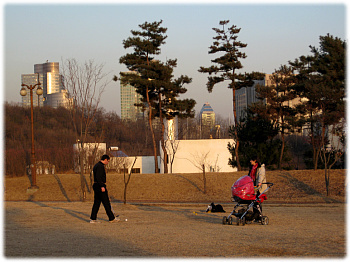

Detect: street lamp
20,82,43,189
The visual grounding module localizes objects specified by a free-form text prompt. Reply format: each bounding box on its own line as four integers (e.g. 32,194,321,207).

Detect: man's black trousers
90,183,115,221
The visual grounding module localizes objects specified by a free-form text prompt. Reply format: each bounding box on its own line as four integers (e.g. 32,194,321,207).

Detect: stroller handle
254,182,274,188
257,182,274,196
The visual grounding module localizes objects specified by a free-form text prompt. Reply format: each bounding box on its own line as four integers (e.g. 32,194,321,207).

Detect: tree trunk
232,89,241,171
79,150,86,201
159,94,168,174
279,130,285,170
123,158,137,204
202,164,207,194
145,56,159,174
324,160,330,196
313,146,318,170
146,86,159,173
309,113,319,171
161,135,168,173
123,166,128,204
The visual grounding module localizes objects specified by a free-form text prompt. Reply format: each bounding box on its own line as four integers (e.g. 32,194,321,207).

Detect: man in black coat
90,154,119,223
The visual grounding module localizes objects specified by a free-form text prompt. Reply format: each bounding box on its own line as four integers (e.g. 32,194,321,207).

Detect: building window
119,168,128,174
131,168,140,173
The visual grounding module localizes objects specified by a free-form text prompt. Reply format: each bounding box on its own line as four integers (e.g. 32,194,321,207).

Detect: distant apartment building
235,74,272,122
21,61,70,108
120,71,144,121
236,74,304,123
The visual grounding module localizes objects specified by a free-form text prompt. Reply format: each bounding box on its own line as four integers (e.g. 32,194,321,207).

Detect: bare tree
62,58,110,200
123,157,137,204
188,151,224,194
319,122,345,196
165,139,180,174
162,118,180,174
107,155,130,173
188,151,210,194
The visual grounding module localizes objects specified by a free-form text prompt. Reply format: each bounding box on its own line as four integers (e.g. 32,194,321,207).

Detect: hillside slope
5,169,345,203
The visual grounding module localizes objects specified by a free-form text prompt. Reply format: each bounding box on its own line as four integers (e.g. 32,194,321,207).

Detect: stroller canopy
231,175,256,200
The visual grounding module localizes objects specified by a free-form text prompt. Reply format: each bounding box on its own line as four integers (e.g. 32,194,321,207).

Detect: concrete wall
110,156,160,174
102,139,237,174
160,139,237,174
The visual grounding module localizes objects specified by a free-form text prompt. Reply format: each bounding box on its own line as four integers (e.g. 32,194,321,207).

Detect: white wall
116,156,160,174
160,139,237,173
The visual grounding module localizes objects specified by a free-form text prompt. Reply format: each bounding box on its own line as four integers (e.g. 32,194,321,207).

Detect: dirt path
4,201,345,258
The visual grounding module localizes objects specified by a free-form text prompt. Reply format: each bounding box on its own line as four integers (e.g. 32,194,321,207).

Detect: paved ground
4,201,346,258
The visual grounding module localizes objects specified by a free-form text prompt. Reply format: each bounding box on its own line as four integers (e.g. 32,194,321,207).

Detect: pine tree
118,20,195,173
199,20,264,170
118,20,167,173
228,108,279,168
150,59,195,173
290,34,345,195
254,65,297,169
290,34,345,172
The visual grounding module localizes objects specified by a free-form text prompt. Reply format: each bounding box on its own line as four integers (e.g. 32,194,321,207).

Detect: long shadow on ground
279,172,342,203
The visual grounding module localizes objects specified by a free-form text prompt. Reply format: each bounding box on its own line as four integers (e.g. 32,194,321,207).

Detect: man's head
100,154,110,165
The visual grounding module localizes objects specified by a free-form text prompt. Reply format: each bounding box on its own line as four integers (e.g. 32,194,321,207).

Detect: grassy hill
4,169,345,203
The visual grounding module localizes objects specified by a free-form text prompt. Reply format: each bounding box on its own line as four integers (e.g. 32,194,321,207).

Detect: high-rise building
44,90,70,108
21,74,44,107
235,74,272,122
235,73,303,123
120,71,144,121
34,62,64,96
21,61,69,108
200,102,215,128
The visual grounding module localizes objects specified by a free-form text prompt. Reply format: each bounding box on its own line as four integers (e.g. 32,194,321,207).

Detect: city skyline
4,2,346,119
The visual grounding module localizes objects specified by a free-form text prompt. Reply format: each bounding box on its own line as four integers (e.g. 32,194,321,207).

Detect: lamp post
20,82,43,189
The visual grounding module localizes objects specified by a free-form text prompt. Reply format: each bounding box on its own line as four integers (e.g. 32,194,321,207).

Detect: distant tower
120,71,144,121
21,73,43,107
21,61,69,108
200,102,215,129
34,62,64,96
164,117,178,141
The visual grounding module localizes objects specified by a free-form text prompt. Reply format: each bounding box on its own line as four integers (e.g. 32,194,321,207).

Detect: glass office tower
34,62,64,96
21,73,44,107
120,71,144,121
21,61,68,108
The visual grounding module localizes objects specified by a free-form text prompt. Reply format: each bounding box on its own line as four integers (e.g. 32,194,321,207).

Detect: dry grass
5,202,346,257
5,169,346,203
4,169,346,257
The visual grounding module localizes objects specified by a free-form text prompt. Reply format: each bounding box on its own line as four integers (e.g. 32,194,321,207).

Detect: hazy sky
3,1,346,119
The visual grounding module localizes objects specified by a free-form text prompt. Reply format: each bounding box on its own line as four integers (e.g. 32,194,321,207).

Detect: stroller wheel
222,216,228,225
261,216,269,225
228,216,233,225
237,217,246,226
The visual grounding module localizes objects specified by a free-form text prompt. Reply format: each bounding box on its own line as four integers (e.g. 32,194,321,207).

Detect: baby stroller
222,175,273,226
